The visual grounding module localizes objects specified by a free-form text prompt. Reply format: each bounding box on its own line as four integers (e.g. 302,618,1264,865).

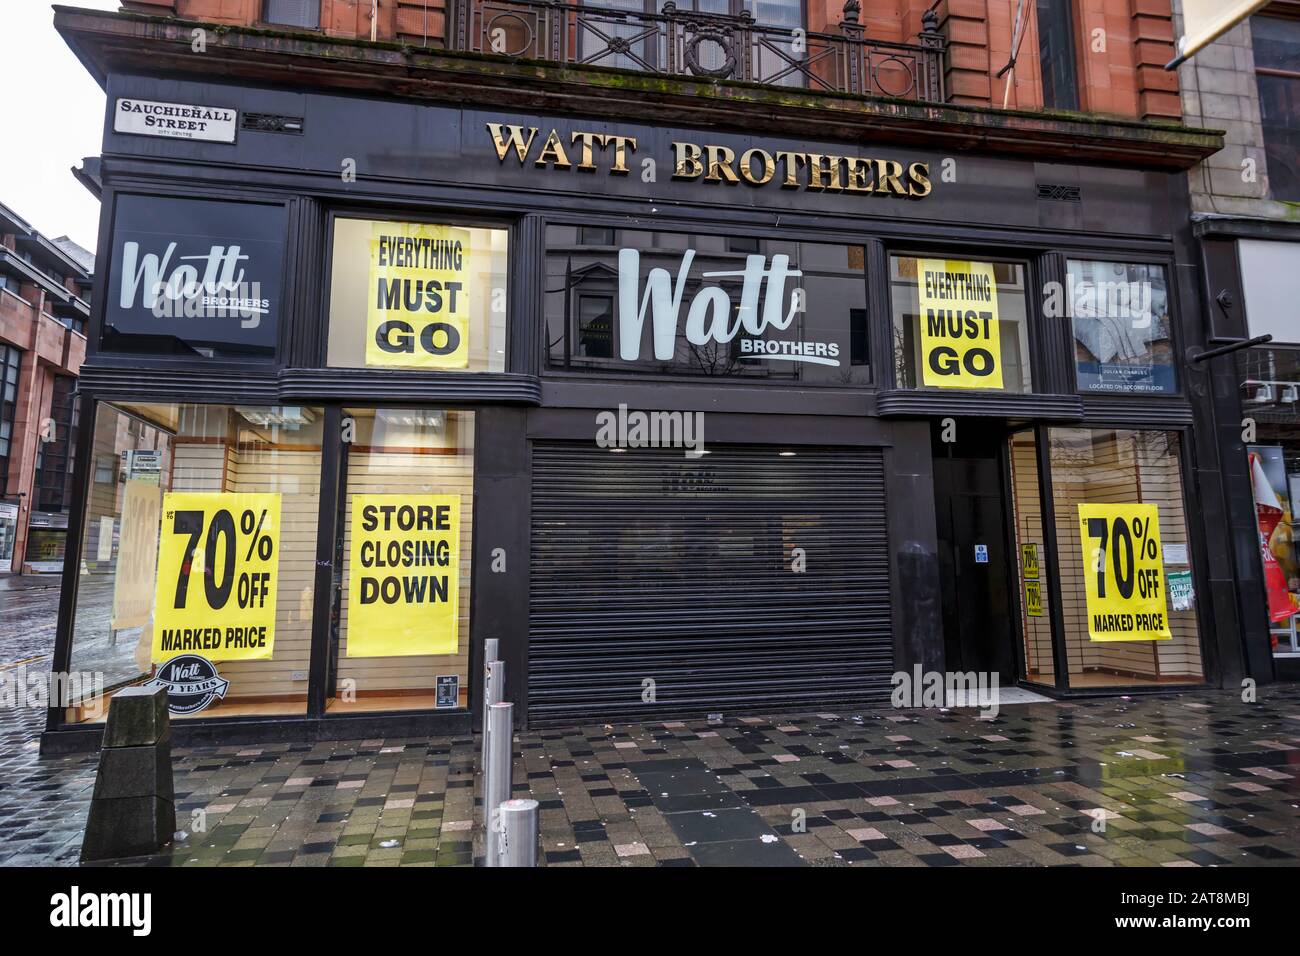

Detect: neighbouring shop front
41,62,1246,750
1195,224,1300,679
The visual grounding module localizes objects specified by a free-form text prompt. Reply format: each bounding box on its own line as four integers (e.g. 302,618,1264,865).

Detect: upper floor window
264,0,321,29
1036,0,1079,111
889,255,1032,393
578,0,805,86
1252,15,1300,201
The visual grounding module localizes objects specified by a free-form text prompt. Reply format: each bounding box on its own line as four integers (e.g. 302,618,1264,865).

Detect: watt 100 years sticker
143,654,230,715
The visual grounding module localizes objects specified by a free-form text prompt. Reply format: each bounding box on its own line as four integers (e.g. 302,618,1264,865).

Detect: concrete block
102,685,169,748
91,744,175,801
80,796,176,863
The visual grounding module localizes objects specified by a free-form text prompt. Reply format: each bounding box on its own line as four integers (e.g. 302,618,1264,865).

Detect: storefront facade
44,8,1251,750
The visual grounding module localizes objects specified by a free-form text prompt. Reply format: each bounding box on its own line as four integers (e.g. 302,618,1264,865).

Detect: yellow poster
366,222,472,369
111,480,162,631
917,258,1003,389
347,494,460,657
152,492,281,662
1024,581,1043,617
1020,543,1040,580
1078,503,1171,642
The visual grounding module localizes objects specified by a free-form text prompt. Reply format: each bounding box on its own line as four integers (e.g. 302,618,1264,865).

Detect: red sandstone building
0,202,92,574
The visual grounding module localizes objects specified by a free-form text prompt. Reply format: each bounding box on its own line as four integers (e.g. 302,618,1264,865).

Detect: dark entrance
931,421,1018,681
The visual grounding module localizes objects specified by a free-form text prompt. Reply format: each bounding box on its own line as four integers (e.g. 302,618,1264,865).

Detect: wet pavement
3,582,1300,867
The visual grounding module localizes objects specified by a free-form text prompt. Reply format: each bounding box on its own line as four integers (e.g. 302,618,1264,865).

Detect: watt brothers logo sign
617,247,839,366
487,122,932,198
105,196,286,354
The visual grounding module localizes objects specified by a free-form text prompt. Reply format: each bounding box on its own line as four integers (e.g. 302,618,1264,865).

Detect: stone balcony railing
445,0,946,101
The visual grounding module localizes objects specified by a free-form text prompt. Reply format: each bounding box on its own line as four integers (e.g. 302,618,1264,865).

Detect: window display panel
66,402,322,722
327,218,508,371
1048,428,1203,687
1067,259,1175,395
101,195,286,359
1008,430,1054,684
890,255,1032,392
545,225,870,385
1237,344,1300,655
330,408,474,713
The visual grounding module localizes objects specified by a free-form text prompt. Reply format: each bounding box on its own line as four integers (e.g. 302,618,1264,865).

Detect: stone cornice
54,5,1224,171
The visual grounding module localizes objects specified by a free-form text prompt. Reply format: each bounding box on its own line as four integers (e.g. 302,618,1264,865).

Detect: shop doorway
931,421,1018,682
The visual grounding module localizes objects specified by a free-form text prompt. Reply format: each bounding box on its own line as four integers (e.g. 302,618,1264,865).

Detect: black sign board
103,195,286,359
436,675,459,709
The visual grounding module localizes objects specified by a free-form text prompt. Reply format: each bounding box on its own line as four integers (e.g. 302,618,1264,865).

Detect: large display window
327,217,508,372
328,408,475,713
889,255,1032,392
66,402,323,722
1047,428,1203,687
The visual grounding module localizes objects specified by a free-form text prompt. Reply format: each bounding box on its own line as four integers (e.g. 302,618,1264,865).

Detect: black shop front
42,25,1250,750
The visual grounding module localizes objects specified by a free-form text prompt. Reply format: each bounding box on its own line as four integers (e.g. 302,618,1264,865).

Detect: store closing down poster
347,494,460,657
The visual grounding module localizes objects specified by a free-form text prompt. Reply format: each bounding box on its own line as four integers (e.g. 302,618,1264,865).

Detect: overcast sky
0,1,121,255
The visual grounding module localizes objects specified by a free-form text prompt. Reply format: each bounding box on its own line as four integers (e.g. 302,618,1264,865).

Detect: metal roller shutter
528,442,894,723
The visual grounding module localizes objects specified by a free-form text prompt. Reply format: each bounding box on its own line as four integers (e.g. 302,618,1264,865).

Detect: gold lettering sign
486,122,931,199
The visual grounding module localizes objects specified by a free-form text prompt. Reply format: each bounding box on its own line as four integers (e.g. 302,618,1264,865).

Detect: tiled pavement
3,681,1300,867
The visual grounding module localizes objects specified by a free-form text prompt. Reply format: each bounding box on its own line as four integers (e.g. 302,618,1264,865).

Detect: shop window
66,402,323,723
264,0,320,29
1048,428,1203,687
330,408,474,713
889,255,1032,392
1009,430,1054,684
1067,259,1176,395
1252,16,1300,202
1035,0,1079,111
327,218,508,372
102,195,287,360
546,225,869,385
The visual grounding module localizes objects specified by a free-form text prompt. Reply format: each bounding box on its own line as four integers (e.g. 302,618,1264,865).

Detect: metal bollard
496,798,539,867
479,659,504,826
484,701,513,866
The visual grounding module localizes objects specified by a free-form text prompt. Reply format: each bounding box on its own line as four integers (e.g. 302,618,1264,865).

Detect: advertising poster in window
1067,261,1175,394
1077,503,1172,641
916,258,1003,389
151,492,282,662
347,494,460,657
366,222,472,369
110,480,162,631
1248,447,1299,622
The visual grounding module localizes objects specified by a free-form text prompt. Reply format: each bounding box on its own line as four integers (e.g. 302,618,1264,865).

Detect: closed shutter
528,442,893,723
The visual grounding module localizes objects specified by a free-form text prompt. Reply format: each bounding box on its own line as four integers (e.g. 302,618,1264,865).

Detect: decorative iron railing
447,0,947,102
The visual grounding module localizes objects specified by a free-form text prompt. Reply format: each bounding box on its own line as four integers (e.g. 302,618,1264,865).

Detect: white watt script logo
119,241,268,325
50,887,151,936
618,248,840,366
